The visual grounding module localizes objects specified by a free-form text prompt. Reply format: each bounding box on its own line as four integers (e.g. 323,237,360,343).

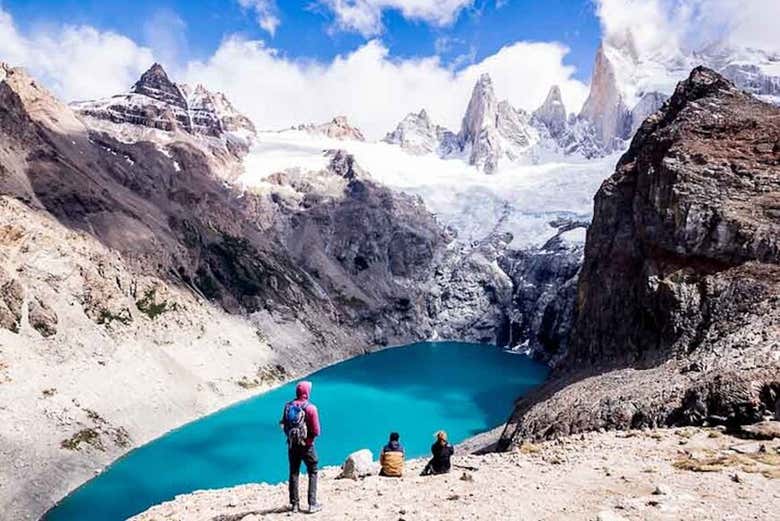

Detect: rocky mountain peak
325,149,367,181
295,115,366,141
533,85,567,137
669,65,738,106
70,64,256,159
579,43,630,151
130,63,186,109
459,73,502,172
461,73,498,137
383,108,460,156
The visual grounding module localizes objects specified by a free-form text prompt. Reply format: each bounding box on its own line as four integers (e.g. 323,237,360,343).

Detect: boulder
339,449,379,479
595,511,628,521
652,484,671,496
740,421,780,440
0,269,23,333
29,297,58,337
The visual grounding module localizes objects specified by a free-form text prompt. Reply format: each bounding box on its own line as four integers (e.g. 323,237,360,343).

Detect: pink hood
296,381,312,400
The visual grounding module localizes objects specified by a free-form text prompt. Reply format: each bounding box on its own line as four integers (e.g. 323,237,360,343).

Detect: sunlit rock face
578,45,631,153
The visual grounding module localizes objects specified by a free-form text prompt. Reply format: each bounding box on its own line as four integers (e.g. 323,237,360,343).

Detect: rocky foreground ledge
132,428,779,521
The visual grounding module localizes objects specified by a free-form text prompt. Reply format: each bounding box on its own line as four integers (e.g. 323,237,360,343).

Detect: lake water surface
44,342,548,521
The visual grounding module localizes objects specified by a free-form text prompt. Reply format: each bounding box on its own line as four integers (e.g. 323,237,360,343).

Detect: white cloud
0,10,154,101
238,0,280,36
318,0,475,37
0,6,587,140
184,37,589,139
143,9,188,69
595,0,780,56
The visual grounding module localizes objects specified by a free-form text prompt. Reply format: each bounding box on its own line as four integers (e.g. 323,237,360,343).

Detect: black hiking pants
288,444,318,506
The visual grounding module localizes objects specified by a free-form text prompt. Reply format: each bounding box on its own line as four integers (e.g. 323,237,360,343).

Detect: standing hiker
280,381,322,513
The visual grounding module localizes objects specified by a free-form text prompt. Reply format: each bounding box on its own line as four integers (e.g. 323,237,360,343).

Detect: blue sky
2,0,602,80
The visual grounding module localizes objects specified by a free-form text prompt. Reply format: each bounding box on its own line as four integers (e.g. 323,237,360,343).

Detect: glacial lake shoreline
42,342,549,521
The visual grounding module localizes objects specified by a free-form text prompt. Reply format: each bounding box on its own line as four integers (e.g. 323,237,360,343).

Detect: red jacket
281,381,321,446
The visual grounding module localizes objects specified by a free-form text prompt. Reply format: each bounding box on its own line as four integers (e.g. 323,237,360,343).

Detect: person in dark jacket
421,430,454,476
380,432,405,477
280,381,322,513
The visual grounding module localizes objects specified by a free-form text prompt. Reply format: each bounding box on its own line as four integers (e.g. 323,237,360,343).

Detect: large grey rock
339,449,378,479
740,421,780,440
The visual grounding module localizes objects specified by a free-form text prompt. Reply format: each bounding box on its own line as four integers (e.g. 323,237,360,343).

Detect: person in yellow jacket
379,432,405,477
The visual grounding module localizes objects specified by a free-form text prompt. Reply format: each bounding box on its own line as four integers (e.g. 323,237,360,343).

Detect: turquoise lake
43,342,549,521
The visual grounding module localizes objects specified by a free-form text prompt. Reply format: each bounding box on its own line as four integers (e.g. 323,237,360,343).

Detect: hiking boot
308,503,323,514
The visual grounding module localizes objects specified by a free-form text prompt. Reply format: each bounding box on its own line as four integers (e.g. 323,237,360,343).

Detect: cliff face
501,67,780,443
572,66,780,366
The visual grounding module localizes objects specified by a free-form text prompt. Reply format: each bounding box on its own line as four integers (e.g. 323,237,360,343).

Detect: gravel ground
133,427,780,521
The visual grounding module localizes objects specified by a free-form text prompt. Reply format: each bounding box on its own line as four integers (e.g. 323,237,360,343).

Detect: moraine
43,342,548,521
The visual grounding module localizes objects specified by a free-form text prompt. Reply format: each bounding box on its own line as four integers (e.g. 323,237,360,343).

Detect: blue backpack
283,401,309,447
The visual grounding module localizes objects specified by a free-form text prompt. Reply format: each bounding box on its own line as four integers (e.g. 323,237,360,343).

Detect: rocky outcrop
295,115,366,141
71,63,256,158
500,67,780,444
0,268,23,333
28,297,58,337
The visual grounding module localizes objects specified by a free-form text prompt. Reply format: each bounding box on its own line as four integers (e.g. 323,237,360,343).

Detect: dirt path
133,428,779,521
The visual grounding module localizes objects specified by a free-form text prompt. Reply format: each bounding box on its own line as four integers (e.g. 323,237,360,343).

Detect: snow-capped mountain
383,109,459,156
381,38,780,173
579,36,780,149
71,63,256,157
291,115,366,141
385,74,565,174
384,74,600,173
459,74,543,173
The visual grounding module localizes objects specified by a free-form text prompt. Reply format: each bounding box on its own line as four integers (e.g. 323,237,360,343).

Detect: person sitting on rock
280,381,322,513
421,430,454,476
379,432,405,477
